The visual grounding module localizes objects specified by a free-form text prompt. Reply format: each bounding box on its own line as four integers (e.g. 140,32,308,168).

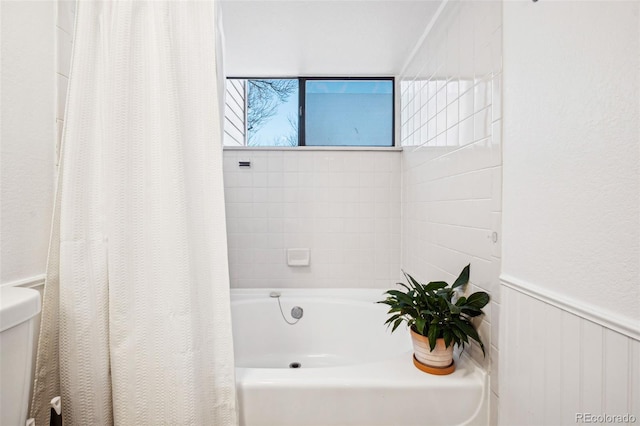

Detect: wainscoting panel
500,284,639,426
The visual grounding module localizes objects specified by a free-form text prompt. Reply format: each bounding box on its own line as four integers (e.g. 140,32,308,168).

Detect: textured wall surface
398,1,502,424
1,1,56,285
501,1,639,424
223,149,401,288
502,0,639,323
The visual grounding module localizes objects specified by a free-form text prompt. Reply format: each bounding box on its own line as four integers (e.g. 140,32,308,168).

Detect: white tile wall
399,0,502,423
223,150,401,289
56,1,75,163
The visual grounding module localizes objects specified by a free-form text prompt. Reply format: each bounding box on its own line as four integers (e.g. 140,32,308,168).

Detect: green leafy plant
378,264,490,355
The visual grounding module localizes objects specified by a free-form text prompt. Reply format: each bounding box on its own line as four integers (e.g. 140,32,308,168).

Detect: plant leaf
396,281,411,291
461,308,483,317
405,272,430,300
477,340,486,356
466,291,490,309
436,288,454,302
425,281,448,292
447,301,461,314
385,290,414,305
452,264,470,289
453,317,481,344
427,324,439,351
451,325,468,344
384,314,401,325
455,296,467,306
443,329,452,348
391,317,404,332
402,271,419,289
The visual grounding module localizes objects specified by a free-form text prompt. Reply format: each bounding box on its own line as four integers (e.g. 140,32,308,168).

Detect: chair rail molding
500,274,640,341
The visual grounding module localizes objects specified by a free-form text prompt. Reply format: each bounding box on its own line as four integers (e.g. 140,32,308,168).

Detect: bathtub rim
230,287,390,303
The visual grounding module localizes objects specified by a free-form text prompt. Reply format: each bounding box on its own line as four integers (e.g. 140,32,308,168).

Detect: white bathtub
231,288,488,426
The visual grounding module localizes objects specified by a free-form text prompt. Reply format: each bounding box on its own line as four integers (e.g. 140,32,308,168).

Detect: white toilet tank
1,286,42,426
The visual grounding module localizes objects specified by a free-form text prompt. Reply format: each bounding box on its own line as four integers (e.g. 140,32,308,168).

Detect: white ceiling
219,0,442,77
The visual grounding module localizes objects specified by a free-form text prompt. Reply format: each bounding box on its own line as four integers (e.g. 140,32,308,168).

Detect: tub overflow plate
291,306,303,319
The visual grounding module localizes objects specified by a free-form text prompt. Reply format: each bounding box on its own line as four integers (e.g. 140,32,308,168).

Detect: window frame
227,76,396,147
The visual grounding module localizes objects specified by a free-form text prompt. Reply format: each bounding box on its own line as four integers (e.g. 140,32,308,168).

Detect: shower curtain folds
30,1,238,425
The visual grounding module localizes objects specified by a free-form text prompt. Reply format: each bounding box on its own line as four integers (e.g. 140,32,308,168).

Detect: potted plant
378,264,489,375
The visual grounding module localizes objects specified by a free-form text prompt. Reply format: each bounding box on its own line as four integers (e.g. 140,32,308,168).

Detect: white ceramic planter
410,329,454,368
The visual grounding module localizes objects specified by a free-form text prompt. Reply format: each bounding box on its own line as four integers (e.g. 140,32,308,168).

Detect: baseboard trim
1,274,46,290
500,274,639,341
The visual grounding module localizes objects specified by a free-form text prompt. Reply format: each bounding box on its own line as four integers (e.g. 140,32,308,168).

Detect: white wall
223,149,401,288
1,1,57,287
399,1,502,424
502,0,639,328
501,1,639,424
219,0,441,76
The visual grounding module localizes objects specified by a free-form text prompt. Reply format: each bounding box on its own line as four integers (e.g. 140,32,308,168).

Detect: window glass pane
247,79,299,147
305,80,393,146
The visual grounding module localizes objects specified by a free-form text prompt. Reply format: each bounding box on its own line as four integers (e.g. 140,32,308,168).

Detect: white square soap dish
287,248,310,266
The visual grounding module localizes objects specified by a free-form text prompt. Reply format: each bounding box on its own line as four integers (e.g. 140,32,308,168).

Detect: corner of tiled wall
398,1,502,424
55,0,75,166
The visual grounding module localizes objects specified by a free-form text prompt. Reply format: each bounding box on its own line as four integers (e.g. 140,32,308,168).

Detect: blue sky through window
247,80,299,147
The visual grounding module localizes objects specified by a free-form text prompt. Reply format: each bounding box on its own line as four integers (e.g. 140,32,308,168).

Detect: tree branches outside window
247,79,297,144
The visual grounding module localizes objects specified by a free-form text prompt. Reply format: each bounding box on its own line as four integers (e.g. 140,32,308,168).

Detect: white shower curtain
30,1,238,425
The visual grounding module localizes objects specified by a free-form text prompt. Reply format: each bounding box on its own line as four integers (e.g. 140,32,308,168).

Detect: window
223,77,394,147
